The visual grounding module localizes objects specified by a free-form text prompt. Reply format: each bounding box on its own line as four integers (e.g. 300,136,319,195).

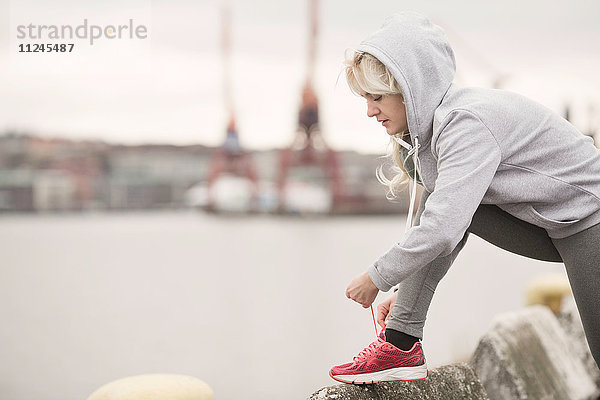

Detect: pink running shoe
329,332,428,384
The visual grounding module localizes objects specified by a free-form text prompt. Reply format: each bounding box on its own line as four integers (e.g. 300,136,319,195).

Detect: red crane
276,0,343,213
206,4,259,212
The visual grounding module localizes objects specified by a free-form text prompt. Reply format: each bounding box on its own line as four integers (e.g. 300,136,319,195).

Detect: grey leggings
387,196,600,368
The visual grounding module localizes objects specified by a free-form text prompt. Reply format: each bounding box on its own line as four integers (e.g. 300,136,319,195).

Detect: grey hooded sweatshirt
362,12,600,292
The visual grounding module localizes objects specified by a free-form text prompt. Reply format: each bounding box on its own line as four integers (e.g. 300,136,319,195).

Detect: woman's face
362,93,408,136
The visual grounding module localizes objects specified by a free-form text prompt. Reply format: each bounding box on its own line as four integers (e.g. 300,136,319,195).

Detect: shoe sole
329,364,428,384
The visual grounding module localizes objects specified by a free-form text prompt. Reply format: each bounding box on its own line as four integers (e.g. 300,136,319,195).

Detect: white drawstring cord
406,136,419,232
393,134,421,232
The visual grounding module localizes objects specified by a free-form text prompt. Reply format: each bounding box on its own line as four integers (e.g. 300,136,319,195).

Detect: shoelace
370,305,379,337
354,306,384,363
353,337,384,362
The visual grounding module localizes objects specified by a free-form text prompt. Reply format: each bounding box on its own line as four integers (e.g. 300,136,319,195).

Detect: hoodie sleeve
368,110,502,291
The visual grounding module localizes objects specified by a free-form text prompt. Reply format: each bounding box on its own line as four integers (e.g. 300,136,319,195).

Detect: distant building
0,133,417,214
0,169,35,212
107,145,211,209
33,169,76,211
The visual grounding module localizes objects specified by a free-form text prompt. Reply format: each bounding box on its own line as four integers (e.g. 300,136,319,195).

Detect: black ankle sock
385,328,419,351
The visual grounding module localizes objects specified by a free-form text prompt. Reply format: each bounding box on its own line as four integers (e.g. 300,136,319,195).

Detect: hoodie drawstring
393,135,421,232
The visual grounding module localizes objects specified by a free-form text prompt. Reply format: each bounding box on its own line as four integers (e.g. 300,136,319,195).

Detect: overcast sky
1,0,599,154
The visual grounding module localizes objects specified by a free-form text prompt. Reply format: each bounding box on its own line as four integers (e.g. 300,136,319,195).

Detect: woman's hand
376,292,397,328
346,271,379,308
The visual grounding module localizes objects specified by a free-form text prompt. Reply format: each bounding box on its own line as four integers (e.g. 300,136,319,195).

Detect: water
0,212,565,399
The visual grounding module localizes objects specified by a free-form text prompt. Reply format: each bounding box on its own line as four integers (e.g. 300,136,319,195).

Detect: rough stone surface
307,363,488,400
470,306,599,400
557,295,600,389
87,374,214,400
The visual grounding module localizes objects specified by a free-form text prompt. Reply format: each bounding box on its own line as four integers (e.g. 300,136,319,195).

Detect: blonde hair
344,50,410,199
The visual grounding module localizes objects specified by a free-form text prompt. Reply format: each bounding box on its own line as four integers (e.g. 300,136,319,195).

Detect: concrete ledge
470,306,599,400
308,363,488,399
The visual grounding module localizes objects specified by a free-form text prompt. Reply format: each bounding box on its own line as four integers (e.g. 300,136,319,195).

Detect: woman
330,12,600,385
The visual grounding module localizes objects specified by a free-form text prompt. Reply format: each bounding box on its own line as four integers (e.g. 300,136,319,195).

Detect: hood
357,12,456,145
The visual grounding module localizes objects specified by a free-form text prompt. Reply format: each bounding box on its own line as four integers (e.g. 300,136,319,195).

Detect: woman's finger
376,304,389,328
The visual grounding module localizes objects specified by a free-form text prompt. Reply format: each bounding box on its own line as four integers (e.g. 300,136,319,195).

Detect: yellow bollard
526,273,572,314
87,374,214,400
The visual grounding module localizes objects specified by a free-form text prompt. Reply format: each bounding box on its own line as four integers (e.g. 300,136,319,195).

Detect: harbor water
0,211,565,399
